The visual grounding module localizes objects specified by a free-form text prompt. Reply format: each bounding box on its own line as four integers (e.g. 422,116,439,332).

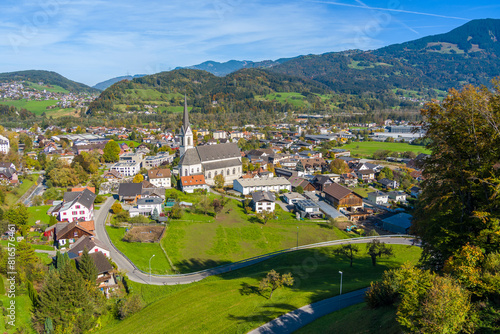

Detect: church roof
182,95,190,135
202,158,241,170
196,143,240,162
179,148,201,165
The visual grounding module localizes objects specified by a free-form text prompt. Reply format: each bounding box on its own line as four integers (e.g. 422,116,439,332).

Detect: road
94,196,417,285
248,288,369,334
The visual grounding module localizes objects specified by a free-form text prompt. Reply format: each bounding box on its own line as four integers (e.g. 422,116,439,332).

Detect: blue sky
0,0,498,86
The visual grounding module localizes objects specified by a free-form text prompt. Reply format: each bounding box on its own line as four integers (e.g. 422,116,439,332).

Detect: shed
381,213,412,234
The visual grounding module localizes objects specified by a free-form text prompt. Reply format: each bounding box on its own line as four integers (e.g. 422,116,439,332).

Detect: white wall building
0,135,10,154
367,191,389,205
148,168,171,188
233,176,291,195
110,161,141,177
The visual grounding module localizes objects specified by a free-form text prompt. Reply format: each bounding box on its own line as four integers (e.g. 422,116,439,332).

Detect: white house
233,176,291,195
130,197,163,217
110,161,141,177
387,191,407,203
251,191,276,213
367,191,389,205
70,235,110,257
148,168,171,188
50,188,96,222
0,134,10,154
282,192,306,205
180,175,209,193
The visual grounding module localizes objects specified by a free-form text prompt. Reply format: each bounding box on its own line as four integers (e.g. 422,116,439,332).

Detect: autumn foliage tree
259,270,294,299
329,158,350,174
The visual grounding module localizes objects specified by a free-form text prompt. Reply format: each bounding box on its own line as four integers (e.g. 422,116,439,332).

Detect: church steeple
179,95,193,156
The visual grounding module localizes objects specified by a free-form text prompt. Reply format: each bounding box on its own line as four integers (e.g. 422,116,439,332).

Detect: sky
0,0,498,86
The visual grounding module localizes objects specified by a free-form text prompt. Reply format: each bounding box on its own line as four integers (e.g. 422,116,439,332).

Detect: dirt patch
123,225,165,243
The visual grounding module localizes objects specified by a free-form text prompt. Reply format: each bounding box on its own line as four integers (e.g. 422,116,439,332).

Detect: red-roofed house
180,175,209,193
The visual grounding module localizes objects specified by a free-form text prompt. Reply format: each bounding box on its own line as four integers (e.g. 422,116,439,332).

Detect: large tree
334,244,359,267
366,240,393,266
103,140,120,162
259,270,294,299
412,80,500,268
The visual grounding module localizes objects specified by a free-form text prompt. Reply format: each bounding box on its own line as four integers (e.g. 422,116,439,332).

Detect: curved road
94,197,418,285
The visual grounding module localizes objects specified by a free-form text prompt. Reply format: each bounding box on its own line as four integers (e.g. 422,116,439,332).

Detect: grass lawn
3,175,39,208
295,302,400,334
0,99,59,114
163,195,350,273
106,226,173,274
115,140,141,148
98,244,420,334
352,186,371,198
27,205,51,225
28,82,69,94
343,141,431,158
0,292,36,333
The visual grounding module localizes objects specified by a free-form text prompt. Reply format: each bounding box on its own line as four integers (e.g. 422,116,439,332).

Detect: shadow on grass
227,303,297,323
239,282,265,298
248,216,263,225
175,258,232,273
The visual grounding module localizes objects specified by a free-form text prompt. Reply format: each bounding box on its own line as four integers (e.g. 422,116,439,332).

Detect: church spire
182,95,189,132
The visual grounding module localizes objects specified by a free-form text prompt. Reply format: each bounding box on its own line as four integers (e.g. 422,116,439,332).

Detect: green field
296,302,400,334
352,186,371,198
99,244,420,334
3,175,39,208
106,226,173,274
0,292,35,333
28,82,69,94
343,141,430,158
162,197,350,273
0,99,59,114
27,205,51,225
115,140,141,148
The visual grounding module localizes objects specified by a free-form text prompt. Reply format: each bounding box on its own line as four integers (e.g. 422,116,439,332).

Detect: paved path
248,288,369,334
93,199,417,285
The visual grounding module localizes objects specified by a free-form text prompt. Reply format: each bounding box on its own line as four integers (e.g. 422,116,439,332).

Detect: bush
111,202,123,214
365,280,398,308
117,294,144,319
115,210,130,223
129,215,149,224
95,195,105,204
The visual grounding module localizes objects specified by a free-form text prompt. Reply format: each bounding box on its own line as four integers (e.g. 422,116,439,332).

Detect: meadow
98,244,421,334
343,141,431,158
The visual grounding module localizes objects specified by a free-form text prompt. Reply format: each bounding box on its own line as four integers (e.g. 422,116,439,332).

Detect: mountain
93,74,146,91
178,57,295,76
0,70,99,93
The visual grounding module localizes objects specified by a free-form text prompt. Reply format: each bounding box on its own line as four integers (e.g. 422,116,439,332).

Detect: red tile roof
180,175,206,186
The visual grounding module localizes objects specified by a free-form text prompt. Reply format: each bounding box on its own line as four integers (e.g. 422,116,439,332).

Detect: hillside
0,70,99,93
178,57,295,76
93,74,146,91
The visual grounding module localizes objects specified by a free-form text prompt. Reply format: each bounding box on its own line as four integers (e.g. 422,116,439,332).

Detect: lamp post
296,226,299,250
339,271,343,295
149,254,155,283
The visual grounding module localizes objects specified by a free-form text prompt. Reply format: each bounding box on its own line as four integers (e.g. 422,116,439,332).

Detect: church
178,97,243,186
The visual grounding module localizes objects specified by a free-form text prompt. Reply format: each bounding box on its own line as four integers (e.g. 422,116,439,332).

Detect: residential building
311,175,333,191
69,235,110,257
110,161,141,177
44,221,94,247
251,191,276,213
213,130,227,140
379,178,399,189
0,134,9,154
367,191,389,205
119,152,144,165
180,175,209,193
118,183,143,203
282,192,306,205
410,186,422,198
288,176,316,192
323,183,363,211
387,191,407,203
75,251,116,295
102,170,124,180
356,169,375,182
233,176,291,195
144,152,174,168
148,168,171,188
295,199,322,218
49,188,96,222
130,197,163,217
296,158,327,173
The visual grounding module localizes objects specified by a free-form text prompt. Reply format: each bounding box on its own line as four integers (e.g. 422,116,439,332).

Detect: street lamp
149,254,155,283
296,226,299,250
339,271,343,295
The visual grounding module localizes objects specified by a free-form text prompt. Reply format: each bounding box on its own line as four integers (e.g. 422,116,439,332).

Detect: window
72,211,77,215
76,205,80,209
227,169,230,175
184,169,188,176
80,211,85,214
215,171,218,176
221,170,224,176
208,172,211,178
233,168,236,175
74,231,78,237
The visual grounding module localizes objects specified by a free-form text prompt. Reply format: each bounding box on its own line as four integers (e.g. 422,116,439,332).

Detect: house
0,167,18,184
282,192,306,205
180,175,209,193
387,191,407,203
0,134,10,154
246,149,274,160
274,168,298,179
296,158,327,173
251,191,276,213
69,235,110,257
102,169,124,180
110,161,141,177
148,168,171,188
50,189,96,222
144,152,174,169
331,149,350,158
410,186,422,198
118,183,143,203
381,213,412,234
367,191,389,205
142,187,167,200
44,221,94,247
75,251,116,296
340,172,358,187
295,199,322,218
311,175,333,191
356,169,375,182
350,162,382,173
119,152,144,165
233,176,291,195
130,197,163,217
379,178,399,189
323,183,363,211
288,176,315,192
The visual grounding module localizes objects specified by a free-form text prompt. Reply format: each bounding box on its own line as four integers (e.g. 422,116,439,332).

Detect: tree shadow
227,303,297,324
175,258,232,273
239,282,264,297
249,216,263,225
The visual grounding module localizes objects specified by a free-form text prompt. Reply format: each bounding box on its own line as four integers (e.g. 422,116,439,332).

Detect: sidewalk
248,288,368,334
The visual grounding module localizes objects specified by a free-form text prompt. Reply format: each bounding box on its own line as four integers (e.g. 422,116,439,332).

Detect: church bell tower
179,95,193,156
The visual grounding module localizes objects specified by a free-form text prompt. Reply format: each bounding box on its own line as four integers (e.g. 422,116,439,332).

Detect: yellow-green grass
28,82,69,94
0,99,59,114
0,292,35,333
99,244,420,334
163,198,350,273
352,187,371,198
106,226,173,274
27,205,51,225
3,175,39,208
343,141,430,158
295,302,399,334
115,140,141,148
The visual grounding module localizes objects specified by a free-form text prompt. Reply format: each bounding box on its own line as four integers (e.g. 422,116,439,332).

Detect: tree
334,244,359,267
103,140,120,162
197,196,211,215
132,174,144,183
329,158,350,174
151,207,159,221
117,294,144,319
48,215,57,226
5,203,29,229
295,186,304,194
366,240,393,266
412,81,500,268
111,202,122,214
211,198,223,217
258,270,294,299
77,247,98,282
257,210,274,225
170,204,184,219
214,174,225,189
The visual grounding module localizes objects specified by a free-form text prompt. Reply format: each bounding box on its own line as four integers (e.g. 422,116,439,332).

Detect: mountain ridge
0,70,99,93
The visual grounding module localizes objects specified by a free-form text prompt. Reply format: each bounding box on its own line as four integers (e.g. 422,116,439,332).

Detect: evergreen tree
77,247,98,282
